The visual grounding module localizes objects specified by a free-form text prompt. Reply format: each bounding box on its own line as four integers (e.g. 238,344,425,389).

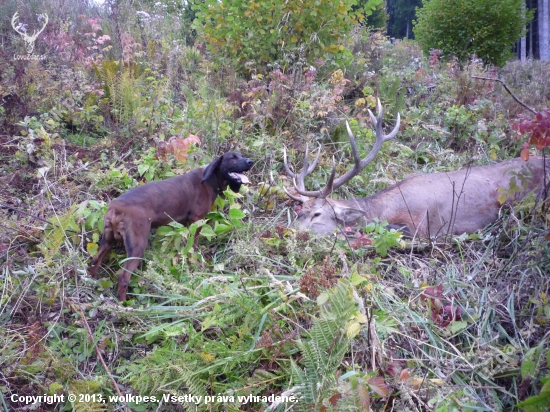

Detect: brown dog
89,152,254,301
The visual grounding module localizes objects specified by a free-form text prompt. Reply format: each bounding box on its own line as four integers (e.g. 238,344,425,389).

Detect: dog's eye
313,212,321,218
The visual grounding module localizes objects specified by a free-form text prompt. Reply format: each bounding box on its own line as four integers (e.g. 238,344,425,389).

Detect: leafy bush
193,0,382,74
414,0,533,66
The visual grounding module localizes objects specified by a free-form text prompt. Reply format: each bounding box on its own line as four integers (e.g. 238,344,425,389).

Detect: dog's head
202,152,254,192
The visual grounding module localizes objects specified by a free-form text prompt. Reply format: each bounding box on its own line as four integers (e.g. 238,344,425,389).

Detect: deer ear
201,155,223,183
332,204,365,225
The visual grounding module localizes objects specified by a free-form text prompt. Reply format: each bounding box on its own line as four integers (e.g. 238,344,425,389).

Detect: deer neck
341,193,387,221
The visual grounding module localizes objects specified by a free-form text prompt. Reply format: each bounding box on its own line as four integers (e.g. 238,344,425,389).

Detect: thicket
414,0,533,66
1,0,549,411
193,0,383,74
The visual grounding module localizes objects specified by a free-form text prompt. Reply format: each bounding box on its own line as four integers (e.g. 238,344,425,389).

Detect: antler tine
368,98,401,142
283,146,296,179
271,170,309,203
33,14,48,37
324,98,400,192
306,144,321,174
296,143,310,191
320,158,337,197
11,12,23,35
283,144,323,199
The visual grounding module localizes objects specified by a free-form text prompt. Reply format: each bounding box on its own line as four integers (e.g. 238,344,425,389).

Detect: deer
11,12,48,55
283,99,548,238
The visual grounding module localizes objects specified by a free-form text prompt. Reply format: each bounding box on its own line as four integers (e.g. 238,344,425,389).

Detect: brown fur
89,152,253,300
294,157,548,237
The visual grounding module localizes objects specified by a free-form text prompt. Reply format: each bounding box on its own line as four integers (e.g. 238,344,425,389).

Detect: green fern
69,380,106,412
125,347,208,407
38,203,79,263
93,60,144,125
289,280,360,411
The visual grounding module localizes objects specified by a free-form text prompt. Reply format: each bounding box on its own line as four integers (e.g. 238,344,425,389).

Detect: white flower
16,23,28,33
136,10,150,18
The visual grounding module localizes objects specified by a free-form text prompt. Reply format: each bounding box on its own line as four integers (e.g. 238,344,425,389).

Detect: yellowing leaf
346,321,361,338
408,377,424,389
521,142,530,161
87,242,99,257
200,352,215,363
354,312,367,324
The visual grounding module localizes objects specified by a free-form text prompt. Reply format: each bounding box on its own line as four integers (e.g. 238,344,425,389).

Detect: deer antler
31,14,48,39
288,98,400,198
11,12,25,36
11,12,48,54
282,144,321,203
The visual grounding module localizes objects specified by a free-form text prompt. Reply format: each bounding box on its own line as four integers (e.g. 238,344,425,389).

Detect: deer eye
313,212,321,218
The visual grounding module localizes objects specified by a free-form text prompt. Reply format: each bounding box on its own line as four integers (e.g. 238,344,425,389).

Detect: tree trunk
521,2,527,61
539,0,550,60
530,0,534,58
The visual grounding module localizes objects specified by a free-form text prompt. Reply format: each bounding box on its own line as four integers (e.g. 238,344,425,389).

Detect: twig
471,76,537,114
71,301,131,412
0,201,79,234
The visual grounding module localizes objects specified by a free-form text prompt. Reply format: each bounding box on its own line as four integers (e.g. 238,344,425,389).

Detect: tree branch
471,75,537,115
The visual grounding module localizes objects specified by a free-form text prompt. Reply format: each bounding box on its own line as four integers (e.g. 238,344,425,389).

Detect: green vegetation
193,0,383,73
414,0,533,66
0,0,549,411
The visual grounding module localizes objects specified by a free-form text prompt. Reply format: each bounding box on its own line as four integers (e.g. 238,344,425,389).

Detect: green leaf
214,222,232,235
350,272,368,286
156,226,174,236
99,279,113,289
516,383,550,411
137,163,149,176
521,344,543,380
200,224,216,240
317,292,329,305
448,320,468,334
228,208,246,219
48,382,63,394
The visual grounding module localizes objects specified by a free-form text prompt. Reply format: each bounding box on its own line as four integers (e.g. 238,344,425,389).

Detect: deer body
294,157,546,237
284,99,547,238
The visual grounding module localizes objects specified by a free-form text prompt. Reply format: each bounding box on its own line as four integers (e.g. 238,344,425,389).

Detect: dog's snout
246,159,254,167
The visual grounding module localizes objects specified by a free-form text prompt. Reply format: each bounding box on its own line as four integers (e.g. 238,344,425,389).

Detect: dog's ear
201,155,224,183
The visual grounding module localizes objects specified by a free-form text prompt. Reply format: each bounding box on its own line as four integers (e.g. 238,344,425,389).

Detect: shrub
414,0,533,67
192,0,383,74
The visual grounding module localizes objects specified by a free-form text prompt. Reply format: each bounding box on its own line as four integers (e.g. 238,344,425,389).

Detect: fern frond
289,280,360,410
38,203,78,263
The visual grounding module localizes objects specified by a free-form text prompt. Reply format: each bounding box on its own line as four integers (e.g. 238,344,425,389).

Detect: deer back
293,156,547,237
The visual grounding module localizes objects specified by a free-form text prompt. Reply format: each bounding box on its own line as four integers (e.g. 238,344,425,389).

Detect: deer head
11,12,48,55
283,99,400,234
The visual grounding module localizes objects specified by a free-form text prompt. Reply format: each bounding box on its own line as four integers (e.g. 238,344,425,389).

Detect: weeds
1,2,549,410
